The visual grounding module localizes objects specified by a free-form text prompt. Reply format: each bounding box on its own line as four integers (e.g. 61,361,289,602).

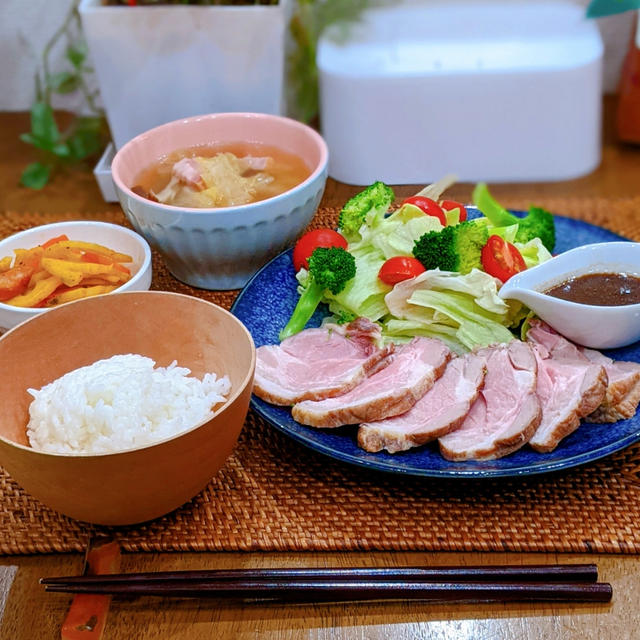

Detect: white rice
26,354,231,454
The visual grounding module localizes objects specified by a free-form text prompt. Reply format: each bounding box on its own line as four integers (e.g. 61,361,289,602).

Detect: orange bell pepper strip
0,256,11,273
40,234,69,249
0,265,33,301
5,275,62,307
13,246,43,271
61,539,121,640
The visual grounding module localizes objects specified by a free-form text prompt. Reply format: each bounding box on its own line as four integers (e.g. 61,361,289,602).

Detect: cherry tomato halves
401,196,447,226
378,256,426,285
292,229,348,272
439,200,468,222
481,235,526,283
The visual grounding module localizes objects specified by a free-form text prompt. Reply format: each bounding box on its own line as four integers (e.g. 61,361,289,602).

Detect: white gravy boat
498,242,640,349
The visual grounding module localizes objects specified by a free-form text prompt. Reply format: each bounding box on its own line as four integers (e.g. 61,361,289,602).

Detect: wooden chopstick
41,563,599,587
42,579,612,603
41,564,612,604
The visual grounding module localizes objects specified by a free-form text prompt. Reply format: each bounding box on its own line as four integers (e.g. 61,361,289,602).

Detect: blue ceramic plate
231,211,640,478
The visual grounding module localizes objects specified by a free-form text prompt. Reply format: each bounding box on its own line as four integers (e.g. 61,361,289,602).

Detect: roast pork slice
438,342,541,461
291,337,451,428
526,319,640,425
581,348,640,423
253,318,394,406
357,353,487,453
528,345,608,452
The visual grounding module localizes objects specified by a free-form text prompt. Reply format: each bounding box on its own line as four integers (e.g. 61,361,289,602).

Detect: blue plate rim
231,211,639,479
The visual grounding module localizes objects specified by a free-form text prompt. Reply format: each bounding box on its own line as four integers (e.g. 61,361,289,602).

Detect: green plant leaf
19,130,56,152
48,71,81,94
20,162,51,190
66,43,87,69
52,143,71,158
586,0,640,17
30,102,59,146
67,129,102,160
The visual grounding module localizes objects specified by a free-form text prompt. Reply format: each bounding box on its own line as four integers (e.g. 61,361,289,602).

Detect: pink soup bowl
111,112,329,290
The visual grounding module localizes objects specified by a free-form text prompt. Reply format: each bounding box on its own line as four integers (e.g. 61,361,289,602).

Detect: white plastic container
317,1,603,185
79,0,287,150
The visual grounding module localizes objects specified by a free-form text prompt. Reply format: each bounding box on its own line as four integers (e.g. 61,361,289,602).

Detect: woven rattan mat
2,198,640,556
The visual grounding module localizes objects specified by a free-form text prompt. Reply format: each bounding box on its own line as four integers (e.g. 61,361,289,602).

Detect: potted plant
78,0,287,150
20,0,383,189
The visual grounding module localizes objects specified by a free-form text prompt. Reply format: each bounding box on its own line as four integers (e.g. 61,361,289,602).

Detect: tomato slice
402,196,447,226
292,229,348,272
378,256,426,285
439,200,468,222
481,235,526,283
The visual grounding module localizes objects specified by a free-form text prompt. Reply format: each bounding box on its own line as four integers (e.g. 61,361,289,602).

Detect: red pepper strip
0,265,33,301
41,234,69,249
61,539,121,640
81,252,113,265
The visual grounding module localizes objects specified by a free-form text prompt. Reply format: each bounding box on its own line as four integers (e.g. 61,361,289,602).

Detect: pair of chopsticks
41,564,612,604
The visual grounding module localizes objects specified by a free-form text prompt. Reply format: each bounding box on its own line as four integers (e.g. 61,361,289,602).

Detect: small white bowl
111,112,329,290
0,221,152,331
498,242,640,349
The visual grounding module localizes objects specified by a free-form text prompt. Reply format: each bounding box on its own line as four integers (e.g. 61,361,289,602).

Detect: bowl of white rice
0,290,255,525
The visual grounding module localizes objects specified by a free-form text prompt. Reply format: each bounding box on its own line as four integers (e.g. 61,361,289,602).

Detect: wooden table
1,103,640,639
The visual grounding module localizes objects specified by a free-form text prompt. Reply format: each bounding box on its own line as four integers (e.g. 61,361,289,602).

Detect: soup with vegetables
131,142,312,209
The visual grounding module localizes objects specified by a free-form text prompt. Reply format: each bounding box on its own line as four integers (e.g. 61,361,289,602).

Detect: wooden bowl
0,291,255,525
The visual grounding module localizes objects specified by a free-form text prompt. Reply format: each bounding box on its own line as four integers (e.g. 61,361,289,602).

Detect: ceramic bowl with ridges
111,112,329,290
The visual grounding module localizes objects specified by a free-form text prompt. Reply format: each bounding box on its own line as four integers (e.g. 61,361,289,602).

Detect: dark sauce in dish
543,272,640,306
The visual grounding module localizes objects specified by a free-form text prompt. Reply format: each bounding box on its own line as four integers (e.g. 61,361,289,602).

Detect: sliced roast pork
528,344,607,452
253,318,394,406
358,353,487,453
581,348,640,423
438,341,541,461
291,337,451,428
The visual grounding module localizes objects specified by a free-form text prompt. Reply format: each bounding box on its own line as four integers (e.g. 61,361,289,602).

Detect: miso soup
131,142,312,209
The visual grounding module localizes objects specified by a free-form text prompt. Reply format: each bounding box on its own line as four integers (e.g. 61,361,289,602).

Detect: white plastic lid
317,1,603,77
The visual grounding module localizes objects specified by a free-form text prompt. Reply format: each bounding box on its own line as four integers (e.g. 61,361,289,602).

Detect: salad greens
284,178,555,352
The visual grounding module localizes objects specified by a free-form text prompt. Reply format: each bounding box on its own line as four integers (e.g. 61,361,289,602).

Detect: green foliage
287,0,389,122
20,1,108,190
586,0,640,18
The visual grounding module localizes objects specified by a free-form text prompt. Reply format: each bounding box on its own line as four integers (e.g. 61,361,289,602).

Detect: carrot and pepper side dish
0,235,133,308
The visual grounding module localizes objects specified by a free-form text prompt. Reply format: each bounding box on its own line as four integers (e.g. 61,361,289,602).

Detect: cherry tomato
378,256,426,285
292,229,347,272
402,196,447,226
439,200,468,222
481,235,527,283
0,265,33,301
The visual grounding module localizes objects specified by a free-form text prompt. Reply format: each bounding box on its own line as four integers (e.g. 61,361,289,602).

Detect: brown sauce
543,272,640,306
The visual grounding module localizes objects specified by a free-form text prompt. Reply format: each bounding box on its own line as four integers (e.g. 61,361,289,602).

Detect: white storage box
317,1,603,184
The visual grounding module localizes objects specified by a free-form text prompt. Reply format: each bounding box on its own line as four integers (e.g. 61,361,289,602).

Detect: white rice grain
26,354,231,454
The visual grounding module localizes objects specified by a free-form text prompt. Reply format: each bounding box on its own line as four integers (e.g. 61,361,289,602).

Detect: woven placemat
2,197,640,556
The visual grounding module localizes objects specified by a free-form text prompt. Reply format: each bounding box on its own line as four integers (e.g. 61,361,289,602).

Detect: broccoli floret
279,247,356,340
412,221,489,274
472,182,555,252
338,181,395,242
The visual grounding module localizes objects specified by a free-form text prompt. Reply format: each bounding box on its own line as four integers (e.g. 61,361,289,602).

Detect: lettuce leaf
384,269,520,351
